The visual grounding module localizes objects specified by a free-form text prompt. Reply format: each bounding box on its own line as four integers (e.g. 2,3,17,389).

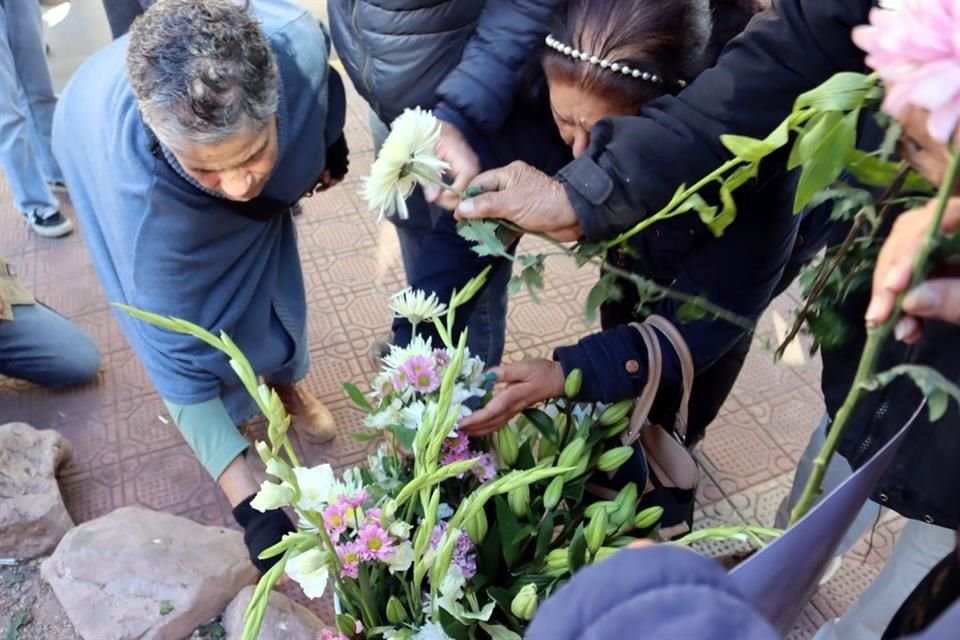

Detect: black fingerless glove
325,133,350,182
232,493,296,574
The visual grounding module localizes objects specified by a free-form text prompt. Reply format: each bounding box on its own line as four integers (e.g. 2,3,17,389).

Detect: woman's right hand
423,120,481,210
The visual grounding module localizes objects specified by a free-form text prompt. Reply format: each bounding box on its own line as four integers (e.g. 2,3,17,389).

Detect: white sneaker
24,210,73,238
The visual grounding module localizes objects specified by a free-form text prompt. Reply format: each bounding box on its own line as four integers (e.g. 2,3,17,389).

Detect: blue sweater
53,0,345,423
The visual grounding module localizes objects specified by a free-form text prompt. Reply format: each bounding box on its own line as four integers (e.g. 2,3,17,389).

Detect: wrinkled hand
897,105,958,189
315,169,341,192
423,120,481,210
454,161,584,242
460,359,566,436
866,197,960,342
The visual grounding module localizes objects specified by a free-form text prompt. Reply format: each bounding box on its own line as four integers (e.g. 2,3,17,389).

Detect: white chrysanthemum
382,334,434,370
391,287,448,325
365,398,404,429
285,548,330,599
362,108,449,219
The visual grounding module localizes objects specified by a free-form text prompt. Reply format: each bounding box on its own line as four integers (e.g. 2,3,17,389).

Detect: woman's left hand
459,358,566,436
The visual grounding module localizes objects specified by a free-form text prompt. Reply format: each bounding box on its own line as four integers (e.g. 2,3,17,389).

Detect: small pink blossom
357,523,394,561
472,453,497,483
322,503,347,542
339,489,370,510
395,355,439,394
853,0,960,142
337,542,362,580
318,629,349,640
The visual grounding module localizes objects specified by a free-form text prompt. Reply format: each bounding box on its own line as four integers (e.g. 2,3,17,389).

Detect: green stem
789,150,960,526
408,166,753,330
602,158,744,251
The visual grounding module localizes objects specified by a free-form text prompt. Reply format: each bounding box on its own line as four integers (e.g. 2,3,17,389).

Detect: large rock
0,422,74,560
222,585,325,640
42,506,258,640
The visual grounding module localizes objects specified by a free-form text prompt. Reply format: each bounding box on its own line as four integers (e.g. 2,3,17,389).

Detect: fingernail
484,371,498,383
423,184,439,201
864,298,883,326
894,318,911,341
903,285,939,312
458,199,475,214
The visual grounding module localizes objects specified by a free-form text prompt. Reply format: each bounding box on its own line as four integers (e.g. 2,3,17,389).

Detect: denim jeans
0,0,62,220
0,303,101,387
369,112,510,365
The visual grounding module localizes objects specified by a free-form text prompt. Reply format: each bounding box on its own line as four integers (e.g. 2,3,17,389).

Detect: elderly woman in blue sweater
53,0,348,572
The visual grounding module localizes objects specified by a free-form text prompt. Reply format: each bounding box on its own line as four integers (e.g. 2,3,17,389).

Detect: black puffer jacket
328,0,563,132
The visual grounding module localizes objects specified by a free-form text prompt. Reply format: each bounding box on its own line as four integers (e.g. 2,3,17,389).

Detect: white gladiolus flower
391,287,448,325
437,564,467,614
292,464,336,512
250,480,294,512
362,108,449,219
412,622,454,640
401,400,427,431
285,548,330,599
387,540,414,574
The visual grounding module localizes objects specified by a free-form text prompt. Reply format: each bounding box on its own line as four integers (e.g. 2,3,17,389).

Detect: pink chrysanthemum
318,629,349,640
853,0,960,142
339,489,370,510
322,503,347,542
357,523,394,562
337,542,362,580
471,453,498,483
395,355,440,394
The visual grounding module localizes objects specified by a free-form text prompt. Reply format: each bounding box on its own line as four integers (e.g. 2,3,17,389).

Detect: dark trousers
100,0,150,39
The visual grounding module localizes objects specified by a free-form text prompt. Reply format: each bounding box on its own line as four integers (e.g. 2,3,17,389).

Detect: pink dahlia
852,0,960,142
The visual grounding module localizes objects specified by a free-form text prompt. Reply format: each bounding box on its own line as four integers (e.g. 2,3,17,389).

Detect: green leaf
567,524,588,573
702,183,736,237
863,365,960,422
495,496,523,568
585,273,623,325
341,381,373,412
789,111,841,170
845,150,933,193
457,220,510,258
517,255,547,302
724,163,759,192
535,513,556,562
793,110,859,213
794,72,878,112
523,408,559,443
720,134,778,162
511,525,537,546
677,299,708,323
479,623,523,640
675,193,717,222
390,425,417,451
159,601,175,616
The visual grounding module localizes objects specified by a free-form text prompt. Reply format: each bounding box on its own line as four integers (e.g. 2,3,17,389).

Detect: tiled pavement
0,2,900,637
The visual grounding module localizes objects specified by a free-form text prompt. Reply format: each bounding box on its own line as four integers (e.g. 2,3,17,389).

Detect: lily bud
546,548,568,572
511,584,539,621
508,485,530,518
554,413,569,442
336,614,358,637
466,509,489,545
586,508,608,554
635,506,665,530
599,400,634,426
386,596,409,625
557,438,586,468
544,476,564,510
597,446,634,472
584,501,618,520
593,547,619,563
564,369,583,398
494,426,519,467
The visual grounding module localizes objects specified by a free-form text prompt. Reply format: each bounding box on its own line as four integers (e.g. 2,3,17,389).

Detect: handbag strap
644,314,695,443
621,315,695,446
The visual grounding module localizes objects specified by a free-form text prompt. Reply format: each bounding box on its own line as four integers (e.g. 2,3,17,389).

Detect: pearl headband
545,34,688,89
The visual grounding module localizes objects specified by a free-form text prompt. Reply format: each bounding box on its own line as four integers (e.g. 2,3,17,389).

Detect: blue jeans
370,112,509,365
0,0,62,220
0,303,101,387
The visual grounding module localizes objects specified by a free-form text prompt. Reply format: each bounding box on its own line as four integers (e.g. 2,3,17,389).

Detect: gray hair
126,0,279,149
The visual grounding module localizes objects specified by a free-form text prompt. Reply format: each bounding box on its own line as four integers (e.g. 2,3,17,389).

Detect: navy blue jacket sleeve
433,0,564,136
554,179,801,404
557,0,872,242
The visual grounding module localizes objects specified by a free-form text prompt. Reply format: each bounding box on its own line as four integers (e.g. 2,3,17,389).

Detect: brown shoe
274,384,336,443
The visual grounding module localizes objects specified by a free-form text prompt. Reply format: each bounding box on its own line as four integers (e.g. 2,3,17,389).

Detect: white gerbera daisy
362,108,450,219
391,287,448,325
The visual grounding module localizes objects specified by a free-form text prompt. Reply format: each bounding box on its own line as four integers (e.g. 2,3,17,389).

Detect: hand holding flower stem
789,150,960,525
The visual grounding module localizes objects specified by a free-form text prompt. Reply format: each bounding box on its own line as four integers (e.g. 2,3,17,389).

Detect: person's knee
49,337,101,387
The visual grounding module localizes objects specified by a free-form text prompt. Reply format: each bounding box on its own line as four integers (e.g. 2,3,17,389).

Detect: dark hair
127,0,279,148
541,0,763,110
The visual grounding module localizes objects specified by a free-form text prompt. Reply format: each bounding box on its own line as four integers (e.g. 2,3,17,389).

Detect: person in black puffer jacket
328,0,565,367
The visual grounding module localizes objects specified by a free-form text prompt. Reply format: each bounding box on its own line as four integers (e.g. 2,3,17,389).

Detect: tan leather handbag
587,314,699,539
